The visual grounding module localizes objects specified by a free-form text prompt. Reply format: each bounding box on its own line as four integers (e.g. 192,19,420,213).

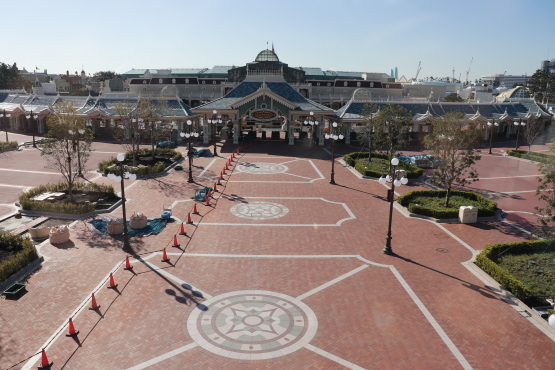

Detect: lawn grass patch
475,240,555,302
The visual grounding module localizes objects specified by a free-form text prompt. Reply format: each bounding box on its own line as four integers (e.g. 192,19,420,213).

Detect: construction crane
414,61,421,81
465,57,473,85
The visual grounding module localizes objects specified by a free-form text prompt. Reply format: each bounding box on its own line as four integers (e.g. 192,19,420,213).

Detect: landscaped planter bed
397,189,497,219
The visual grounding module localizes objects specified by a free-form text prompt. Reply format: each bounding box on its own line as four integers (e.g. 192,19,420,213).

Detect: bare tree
42,102,93,202
136,97,171,156
521,116,544,152
113,100,143,166
356,103,379,162
372,103,412,160
423,112,482,207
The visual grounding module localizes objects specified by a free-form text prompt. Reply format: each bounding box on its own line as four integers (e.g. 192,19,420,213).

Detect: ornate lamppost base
382,245,393,255
329,179,335,185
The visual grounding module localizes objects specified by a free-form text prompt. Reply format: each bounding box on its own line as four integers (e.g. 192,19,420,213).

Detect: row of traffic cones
36,145,259,369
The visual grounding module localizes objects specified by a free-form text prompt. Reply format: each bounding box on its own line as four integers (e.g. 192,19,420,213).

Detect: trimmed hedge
98,148,182,176
506,149,554,163
0,141,19,151
0,233,38,283
19,182,115,214
398,189,497,218
344,152,424,179
475,240,554,301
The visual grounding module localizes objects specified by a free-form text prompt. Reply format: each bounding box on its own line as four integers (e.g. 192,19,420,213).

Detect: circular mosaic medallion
230,202,289,220
237,162,288,174
187,290,318,360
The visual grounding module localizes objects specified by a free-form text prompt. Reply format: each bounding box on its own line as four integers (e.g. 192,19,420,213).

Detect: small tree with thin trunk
521,116,544,152
356,103,379,162
423,112,482,207
113,100,143,166
136,97,170,157
372,103,412,161
42,102,93,202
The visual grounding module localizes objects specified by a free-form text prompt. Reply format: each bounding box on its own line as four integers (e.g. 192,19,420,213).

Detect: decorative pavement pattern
230,202,289,220
3,139,555,370
237,162,288,174
186,290,317,360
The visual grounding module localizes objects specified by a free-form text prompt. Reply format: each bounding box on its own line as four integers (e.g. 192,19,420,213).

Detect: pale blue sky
3,0,554,81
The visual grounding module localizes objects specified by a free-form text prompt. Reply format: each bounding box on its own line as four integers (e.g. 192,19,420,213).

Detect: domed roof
255,49,279,62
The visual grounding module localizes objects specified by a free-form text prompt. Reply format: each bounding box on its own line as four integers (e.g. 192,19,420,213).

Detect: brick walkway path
1,141,555,369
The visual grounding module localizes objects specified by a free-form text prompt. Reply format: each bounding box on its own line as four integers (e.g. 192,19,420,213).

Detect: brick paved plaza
1,135,555,369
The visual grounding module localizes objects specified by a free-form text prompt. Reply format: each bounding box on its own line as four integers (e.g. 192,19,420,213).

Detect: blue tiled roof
196,82,333,112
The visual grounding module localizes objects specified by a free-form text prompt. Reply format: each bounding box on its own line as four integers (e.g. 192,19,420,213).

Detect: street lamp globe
117,153,125,162
378,176,387,185
549,314,555,329
68,129,74,135
180,132,185,137
304,120,308,125
78,129,85,134
187,120,192,126
310,111,314,116
213,110,217,115
521,122,526,126
332,122,338,128
193,132,199,137
391,158,399,166
325,133,330,139
315,121,319,125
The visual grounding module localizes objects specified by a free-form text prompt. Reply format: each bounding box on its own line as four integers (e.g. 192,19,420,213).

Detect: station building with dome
0,47,552,146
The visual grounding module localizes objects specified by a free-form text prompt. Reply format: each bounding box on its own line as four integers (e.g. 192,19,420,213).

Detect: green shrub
344,152,423,179
19,182,115,214
0,141,19,151
0,233,38,283
98,148,182,175
475,240,555,301
398,189,497,218
506,150,555,163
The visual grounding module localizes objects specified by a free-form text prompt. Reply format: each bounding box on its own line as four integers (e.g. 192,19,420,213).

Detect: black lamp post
379,157,408,255
325,121,343,185
208,109,221,156
108,153,136,252
514,119,526,150
1,110,10,142
180,119,199,183
26,111,37,147
303,111,319,157
487,119,498,155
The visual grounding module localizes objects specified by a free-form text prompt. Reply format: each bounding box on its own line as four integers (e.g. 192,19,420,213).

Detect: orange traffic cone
172,235,180,248
217,178,222,186
220,172,224,180
89,292,100,310
162,248,170,262
66,318,79,337
193,203,199,214
186,213,193,224
38,348,53,369
213,182,218,192
124,255,133,270
205,196,211,206
222,168,227,175
179,222,187,236
107,273,118,289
